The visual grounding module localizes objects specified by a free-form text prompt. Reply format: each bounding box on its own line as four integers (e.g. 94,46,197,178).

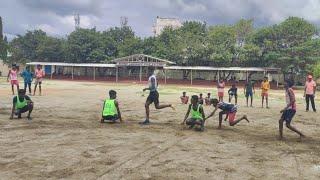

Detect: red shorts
218,92,224,97
261,92,268,97
11,80,19,86
227,112,236,122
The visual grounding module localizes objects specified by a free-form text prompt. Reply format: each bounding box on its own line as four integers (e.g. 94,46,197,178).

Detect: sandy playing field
0,79,320,180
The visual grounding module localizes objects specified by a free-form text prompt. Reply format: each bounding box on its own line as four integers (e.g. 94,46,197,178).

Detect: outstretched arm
10,102,16,119
115,100,123,122
182,105,191,124
206,107,217,120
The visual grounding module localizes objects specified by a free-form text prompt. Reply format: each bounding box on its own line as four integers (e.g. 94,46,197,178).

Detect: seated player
10,89,33,120
181,95,206,131
101,90,123,123
206,98,249,129
228,84,238,104
205,93,211,105
180,92,189,104
199,93,204,105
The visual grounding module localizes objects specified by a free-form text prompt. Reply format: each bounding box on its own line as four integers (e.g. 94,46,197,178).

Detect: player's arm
200,106,206,122
101,100,105,118
115,100,123,122
206,107,217,120
10,99,16,119
182,105,191,124
7,70,10,82
313,82,316,96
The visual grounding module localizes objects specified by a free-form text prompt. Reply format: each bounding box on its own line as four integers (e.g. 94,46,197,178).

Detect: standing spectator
261,77,270,108
21,66,33,95
304,75,317,112
217,79,225,102
180,92,189,104
33,65,45,96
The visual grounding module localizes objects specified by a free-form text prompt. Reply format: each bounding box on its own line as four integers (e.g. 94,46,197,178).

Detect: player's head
182,92,186,96
210,98,219,106
199,93,203,97
12,64,17,70
232,84,236,88
207,93,211,97
264,76,268,81
37,64,42,69
26,66,30,71
191,95,199,104
219,79,223,83
109,90,117,99
307,75,313,81
18,89,26,96
285,79,294,89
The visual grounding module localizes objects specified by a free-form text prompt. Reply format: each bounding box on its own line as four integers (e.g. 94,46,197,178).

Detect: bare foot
243,115,249,122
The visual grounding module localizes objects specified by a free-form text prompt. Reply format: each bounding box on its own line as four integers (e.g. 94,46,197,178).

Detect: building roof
26,62,116,68
164,66,281,72
112,54,176,67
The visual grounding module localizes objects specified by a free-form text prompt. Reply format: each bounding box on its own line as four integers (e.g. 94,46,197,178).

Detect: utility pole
0,16,3,40
74,13,80,30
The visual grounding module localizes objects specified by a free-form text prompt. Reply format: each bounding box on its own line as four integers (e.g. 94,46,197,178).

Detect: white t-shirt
148,75,157,92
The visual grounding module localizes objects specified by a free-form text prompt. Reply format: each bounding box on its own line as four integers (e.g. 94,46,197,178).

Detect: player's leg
278,116,284,140
250,93,253,107
310,95,316,112
154,92,173,110
33,82,38,95
266,95,269,108
24,82,27,92
218,111,227,129
246,95,249,107
28,83,32,94
186,118,196,129
284,110,305,137
26,103,33,120
11,84,15,95
261,94,264,108
39,82,42,95
305,95,310,111
235,95,237,105
229,113,249,126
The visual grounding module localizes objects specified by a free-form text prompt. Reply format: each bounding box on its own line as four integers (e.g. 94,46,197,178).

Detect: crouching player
279,80,305,140
10,89,33,120
181,95,206,131
101,90,123,123
206,98,249,129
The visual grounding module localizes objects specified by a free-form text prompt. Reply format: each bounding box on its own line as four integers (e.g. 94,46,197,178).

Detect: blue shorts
281,109,296,123
245,92,253,97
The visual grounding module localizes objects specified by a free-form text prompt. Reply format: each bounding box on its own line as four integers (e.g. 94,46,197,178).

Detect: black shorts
146,91,159,105
186,118,203,126
281,109,296,123
102,115,119,122
15,105,30,115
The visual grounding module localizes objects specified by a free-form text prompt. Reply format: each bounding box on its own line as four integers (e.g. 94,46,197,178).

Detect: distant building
152,16,182,36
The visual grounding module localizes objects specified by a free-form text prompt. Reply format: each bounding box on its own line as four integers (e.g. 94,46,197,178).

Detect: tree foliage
7,16,320,78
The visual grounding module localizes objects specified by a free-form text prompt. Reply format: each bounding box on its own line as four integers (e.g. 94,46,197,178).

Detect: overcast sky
1,0,320,40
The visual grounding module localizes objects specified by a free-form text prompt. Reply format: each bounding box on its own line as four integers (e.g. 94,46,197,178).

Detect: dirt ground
0,79,320,180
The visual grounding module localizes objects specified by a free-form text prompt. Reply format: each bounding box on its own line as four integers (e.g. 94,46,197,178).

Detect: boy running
228,84,238,104
199,93,204,105
181,95,206,131
244,79,255,107
101,90,123,123
21,66,33,95
7,65,19,95
10,89,33,120
34,65,45,96
261,77,270,108
279,80,305,140
140,71,174,125
206,98,249,129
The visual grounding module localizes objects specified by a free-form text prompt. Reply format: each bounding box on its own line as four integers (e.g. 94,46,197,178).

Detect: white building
152,16,182,36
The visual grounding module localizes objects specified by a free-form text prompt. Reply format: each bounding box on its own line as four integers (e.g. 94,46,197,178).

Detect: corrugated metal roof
26,62,116,68
164,66,281,72
112,54,176,65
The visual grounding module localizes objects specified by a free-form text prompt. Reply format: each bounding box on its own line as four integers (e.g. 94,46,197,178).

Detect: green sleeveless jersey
103,99,117,116
191,104,203,120
16,96,27,109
